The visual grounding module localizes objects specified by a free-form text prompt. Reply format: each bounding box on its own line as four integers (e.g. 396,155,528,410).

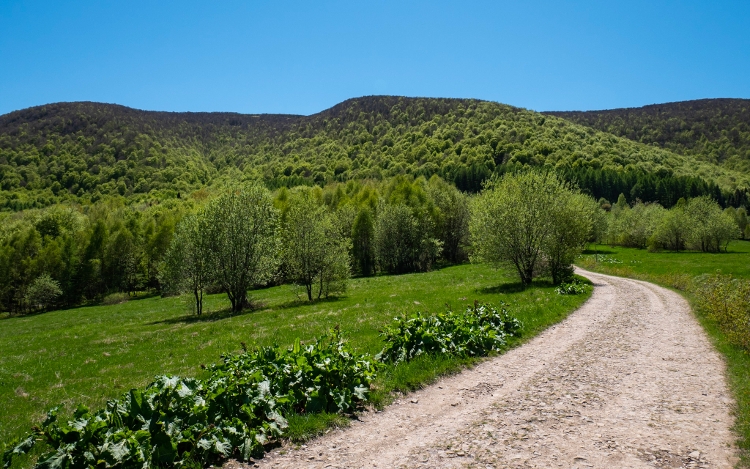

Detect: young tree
351,208,376,276
427,176,470,263
204,184,280,312
282,190,351,301
738,208,749,239
25,274,62,312
160,214,212,315
470,171,590,286
589,198,609,245
726,206,748,240
615,193,628,210
144,217,176,290
686,197,739,252
544,192,595,284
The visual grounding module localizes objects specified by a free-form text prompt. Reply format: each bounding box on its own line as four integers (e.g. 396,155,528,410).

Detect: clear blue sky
1,0,748,116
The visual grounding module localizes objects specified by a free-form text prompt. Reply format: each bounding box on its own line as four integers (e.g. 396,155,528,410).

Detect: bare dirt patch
247,268,737,468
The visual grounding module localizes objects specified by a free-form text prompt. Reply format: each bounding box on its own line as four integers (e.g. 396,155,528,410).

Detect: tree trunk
318,273,324,300
194,288,203,315
521,266,534,287
228,288,247,312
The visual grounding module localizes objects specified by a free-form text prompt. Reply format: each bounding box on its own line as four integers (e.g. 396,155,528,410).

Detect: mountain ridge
546,98,750,172
0,96,747,210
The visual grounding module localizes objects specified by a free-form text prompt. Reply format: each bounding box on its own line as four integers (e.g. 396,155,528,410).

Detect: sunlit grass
0,263,591,447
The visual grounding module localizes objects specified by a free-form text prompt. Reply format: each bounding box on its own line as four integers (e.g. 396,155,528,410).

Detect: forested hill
547,99,750,172
1,96,748,210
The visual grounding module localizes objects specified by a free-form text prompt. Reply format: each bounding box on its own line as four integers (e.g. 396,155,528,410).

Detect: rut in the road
247,269,737,469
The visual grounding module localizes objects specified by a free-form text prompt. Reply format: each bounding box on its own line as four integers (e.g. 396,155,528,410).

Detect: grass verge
578,240,750,467
0,263,591,458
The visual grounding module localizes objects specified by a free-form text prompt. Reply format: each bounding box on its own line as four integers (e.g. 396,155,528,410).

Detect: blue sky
1,1,748,116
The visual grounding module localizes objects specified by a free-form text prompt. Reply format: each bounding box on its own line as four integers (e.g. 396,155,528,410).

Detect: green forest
2,96,750,315
549,98,750,172
1,97,748,212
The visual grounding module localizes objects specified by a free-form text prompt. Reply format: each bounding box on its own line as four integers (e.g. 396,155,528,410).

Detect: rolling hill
1,96,748,210
547,98,750,172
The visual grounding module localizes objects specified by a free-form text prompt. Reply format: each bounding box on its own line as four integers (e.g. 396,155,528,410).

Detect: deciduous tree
203,184,280,312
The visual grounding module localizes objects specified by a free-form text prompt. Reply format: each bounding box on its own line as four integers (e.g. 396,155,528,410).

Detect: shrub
609,202,664,249
685,197,738,252
281,189,351,301
101,292,130,305
377,302,521,363
24,274,62,311
693,274,750,350
374,203,442,274
2,330,377,469
470,171,593,286
554,279,589,295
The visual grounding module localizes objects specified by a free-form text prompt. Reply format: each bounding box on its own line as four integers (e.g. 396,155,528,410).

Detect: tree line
598,193,742,252
4,168,745,316
0,175,470,315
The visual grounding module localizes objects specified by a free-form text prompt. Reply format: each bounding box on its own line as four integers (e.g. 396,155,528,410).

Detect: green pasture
0,263,590,445
580,239,750,278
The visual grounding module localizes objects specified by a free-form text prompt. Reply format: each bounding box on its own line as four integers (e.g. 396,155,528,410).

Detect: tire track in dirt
248,268,737,468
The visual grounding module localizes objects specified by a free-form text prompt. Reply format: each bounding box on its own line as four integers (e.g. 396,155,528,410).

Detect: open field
578,240,750,466
581,239,750,279
0,263,591,445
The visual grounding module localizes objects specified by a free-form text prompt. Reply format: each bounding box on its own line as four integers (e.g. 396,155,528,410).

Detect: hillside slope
547,98,750,172
1,96,747,209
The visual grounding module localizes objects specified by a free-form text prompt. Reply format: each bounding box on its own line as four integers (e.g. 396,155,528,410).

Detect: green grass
284,412,351,443
578,240,750,467
581,239,750,278
0,263,591,446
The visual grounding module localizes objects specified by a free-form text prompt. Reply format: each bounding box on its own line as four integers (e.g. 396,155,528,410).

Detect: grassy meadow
0,263,591,445
578,240,750,466
580,239,750,279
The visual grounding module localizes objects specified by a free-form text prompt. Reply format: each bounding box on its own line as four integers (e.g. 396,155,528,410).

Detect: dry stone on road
248,268,737,468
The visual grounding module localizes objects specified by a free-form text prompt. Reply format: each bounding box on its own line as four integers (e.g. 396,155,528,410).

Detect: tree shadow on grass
476,282,525,294
150,308,250,325
267,295,345,311
149,296,346,325
476,279,558,295
149,300,269,325
582,248,616,255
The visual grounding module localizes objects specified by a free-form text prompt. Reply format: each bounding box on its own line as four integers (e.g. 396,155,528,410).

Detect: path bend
250,268,737,468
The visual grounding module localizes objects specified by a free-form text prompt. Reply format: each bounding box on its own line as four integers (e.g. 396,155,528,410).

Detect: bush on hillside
377,302,521,363
24,274,62,312
693,274,750,350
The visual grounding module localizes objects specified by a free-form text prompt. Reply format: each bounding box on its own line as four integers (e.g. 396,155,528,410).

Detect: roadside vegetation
0,263,591,468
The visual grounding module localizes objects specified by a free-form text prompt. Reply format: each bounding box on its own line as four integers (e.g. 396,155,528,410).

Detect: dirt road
253,268,737,468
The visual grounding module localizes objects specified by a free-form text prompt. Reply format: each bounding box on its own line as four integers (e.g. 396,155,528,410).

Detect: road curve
251,268,737,468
